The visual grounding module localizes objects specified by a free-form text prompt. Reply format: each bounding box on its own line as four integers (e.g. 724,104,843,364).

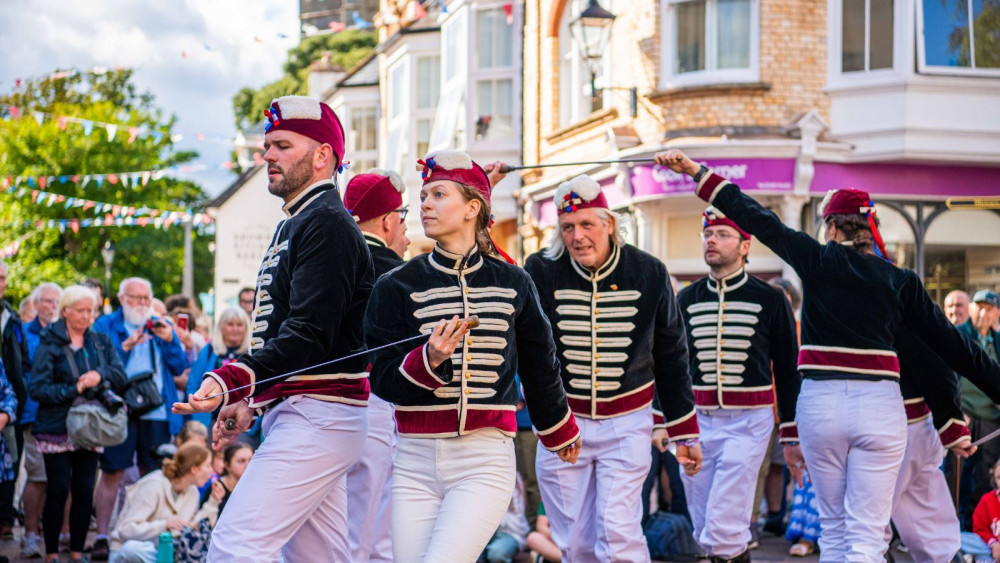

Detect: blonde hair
175,420,209,447
58,285,98,317
212,306,251,356
543,208,627,260
162,442,210,480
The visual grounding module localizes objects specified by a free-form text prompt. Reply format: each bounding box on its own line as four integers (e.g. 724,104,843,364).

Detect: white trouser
391,430,516,563
208,397,367,562
797,379,906,563
347,395,396,562
889,416,960,563
536,407,652,563
682,407,774,559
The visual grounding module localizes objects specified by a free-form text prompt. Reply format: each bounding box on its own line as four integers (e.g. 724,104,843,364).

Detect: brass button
594,324,600,330
719,340,725,345
594,339,601,345
594,369,600,375
467,338,474,345
464,372,471,379
719,352,725,358
722,303,728,309
721,315,727,321
720,328,726,334
595,353,601,359
595,310,600,316
466,355,473,362
594,382,600,389
595,295,600,300
464,388,471,395
464,288,469,295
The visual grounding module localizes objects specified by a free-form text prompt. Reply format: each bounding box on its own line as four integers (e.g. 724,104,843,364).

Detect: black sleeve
28,343,78,404
240,218,372,392
901,271,1000,401
770,288,801,428
513,272,579,451
365,275,452,404
896,327,964,432
702,174,826,277
651,263,699,440
523,254,555,320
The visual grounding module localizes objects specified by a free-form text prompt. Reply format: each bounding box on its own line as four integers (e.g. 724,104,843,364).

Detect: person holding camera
29,285,127,562
90,277,189,560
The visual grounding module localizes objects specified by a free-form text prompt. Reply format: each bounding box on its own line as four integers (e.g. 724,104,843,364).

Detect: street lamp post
568,0,616,113
101,240,115,314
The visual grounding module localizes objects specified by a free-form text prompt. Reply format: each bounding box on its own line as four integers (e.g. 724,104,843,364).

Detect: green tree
232,29,377,132
948,0,1000,68
0,69,213,305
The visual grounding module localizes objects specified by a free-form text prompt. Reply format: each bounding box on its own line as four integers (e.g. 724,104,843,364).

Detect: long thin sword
200,316,481,401
499,158,655,173
973,426,1000,447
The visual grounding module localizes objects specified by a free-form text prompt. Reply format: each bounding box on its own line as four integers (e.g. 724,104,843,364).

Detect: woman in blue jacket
187,306,252,436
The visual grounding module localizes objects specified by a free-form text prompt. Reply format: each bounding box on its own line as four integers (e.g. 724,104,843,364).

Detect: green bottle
156,531,174,563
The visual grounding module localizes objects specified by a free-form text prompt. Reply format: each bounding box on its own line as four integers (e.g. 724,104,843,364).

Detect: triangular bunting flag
106,124,117,141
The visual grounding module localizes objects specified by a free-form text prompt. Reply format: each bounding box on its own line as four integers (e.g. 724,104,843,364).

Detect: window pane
498,8,514,66
362,107,376,151
870,0,894,69
477,9,496,68
416,56,441,109
476,80,492,126
973,0,1000,68
494,78,513,139
676,0,706,74
717,0,751,69
416,118,432,159
389,64,405,118
842,0,866,72
922,0,970,67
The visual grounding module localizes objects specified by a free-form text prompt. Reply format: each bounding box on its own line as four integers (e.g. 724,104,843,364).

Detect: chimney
308,52,346,98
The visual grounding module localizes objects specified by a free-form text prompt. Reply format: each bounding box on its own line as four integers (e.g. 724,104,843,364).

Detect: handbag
123,340,164,417
63,345,128,448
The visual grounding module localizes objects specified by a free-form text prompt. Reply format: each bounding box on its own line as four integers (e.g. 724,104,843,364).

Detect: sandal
789,541,816,557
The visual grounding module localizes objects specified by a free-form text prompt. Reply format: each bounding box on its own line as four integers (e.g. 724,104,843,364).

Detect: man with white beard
88,277,189,560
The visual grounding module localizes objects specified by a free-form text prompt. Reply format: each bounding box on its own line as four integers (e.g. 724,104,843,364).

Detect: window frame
916,0,1000,78
558,0,612,128
467,1,521,149
659,0,761,89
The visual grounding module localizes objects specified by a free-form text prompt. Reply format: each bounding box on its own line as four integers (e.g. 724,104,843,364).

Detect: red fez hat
703,206,750,239
416,150,491,203
344,169,405,223
264,96,346,170
820,188,891,261
554,175,609,215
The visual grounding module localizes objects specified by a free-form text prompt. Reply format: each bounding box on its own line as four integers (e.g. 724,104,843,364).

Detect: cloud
0,0,300,195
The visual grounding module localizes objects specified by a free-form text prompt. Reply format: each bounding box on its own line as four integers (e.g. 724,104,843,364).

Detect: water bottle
156,531,174,563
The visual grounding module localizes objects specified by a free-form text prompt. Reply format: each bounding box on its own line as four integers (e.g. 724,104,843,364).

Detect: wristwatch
692,164,710,183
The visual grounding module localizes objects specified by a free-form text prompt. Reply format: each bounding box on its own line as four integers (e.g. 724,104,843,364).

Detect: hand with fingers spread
121,327,150,353
212,401,254,451
784,443,807,487
172,377,223,415
676,442,703,476
558,438,582,464
426,315,471,370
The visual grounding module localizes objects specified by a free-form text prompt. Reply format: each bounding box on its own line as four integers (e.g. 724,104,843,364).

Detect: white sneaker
20,532,42,558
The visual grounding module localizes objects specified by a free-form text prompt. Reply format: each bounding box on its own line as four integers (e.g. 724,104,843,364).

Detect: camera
84,380,125,414
145,317,167,332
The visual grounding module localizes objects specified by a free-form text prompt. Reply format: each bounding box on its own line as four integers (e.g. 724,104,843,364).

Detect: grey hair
543,208,627,260
212,306,251,356
117,277,153,298
33,283,63,304
59,285,98,316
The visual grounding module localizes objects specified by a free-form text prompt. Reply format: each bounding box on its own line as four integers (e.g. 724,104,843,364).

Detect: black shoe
89,538,109,561
710,550,751,563
762,516,785,536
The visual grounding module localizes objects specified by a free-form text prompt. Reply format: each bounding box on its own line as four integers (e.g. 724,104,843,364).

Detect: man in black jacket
176,96,374,561
342,169,407,560
0,260,28,539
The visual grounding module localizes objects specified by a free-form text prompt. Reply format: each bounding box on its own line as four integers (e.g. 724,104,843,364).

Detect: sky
0,0,302,197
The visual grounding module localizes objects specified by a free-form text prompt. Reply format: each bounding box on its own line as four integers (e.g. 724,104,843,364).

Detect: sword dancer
364,150,581,563
342,169,409,562
524,174,701,562
175,96,374,562
676,207,802,563
655,149,1000,562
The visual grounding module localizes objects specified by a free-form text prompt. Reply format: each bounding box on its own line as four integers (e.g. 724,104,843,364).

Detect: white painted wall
210,166,286,318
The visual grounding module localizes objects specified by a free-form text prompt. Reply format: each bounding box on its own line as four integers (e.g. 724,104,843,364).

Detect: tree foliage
232,29,377,132
0,69,213,305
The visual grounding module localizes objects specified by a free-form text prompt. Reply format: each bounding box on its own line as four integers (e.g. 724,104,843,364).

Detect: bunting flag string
0,103,234,146
3,215,214,235
1,183,214,227
0,165,209,192
0,234,31,259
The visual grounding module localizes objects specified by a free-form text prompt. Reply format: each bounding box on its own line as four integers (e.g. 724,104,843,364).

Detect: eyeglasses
123,293,152,303
699,230,742,242
387,207,409,222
